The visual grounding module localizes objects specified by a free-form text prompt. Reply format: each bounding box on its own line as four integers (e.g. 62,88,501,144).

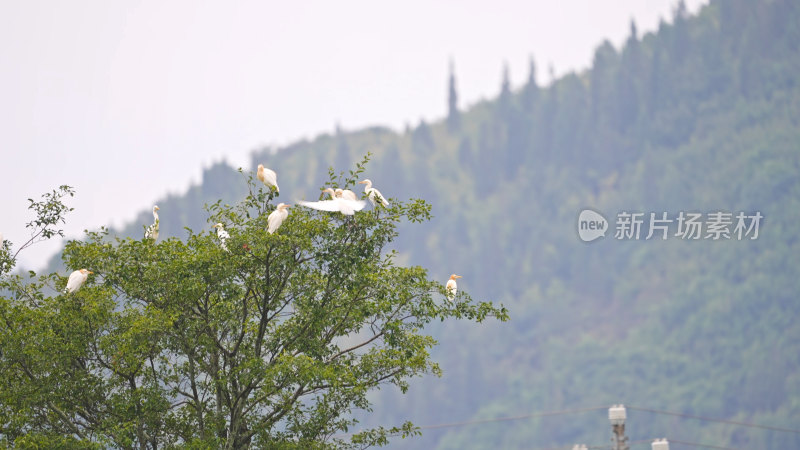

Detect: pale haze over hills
0,0,703,270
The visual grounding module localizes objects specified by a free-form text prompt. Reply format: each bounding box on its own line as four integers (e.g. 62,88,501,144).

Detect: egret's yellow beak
358,180,367,184
88,271,94,274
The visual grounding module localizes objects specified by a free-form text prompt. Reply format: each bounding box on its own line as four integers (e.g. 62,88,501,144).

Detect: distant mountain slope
91,0,800,448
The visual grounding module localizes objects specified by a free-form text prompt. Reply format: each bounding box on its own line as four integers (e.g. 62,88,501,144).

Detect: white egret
321,188,337,200
257,164,279,193
298,192,366,216
358,179,389,207
212,223,230,251
336,188,358,201
268,203,291,234
322,187,357,201
145,206,160,241
446,274,462,301
64,268,93,294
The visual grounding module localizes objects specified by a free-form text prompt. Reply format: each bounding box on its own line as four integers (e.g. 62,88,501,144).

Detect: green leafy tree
0,161,507,449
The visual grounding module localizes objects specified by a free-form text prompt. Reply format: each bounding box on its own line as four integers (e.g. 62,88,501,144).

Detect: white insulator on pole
609,404,627,425
651,438,670,450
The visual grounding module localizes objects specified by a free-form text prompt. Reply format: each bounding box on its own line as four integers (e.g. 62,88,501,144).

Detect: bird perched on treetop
268,203,291,234
358,179,389,207
322,187,357,201
64,268,93,294
298,191,366,216
257,164,279,193
322,187,335,199
145,206,160,241
335,188,358,201
446,274,462,301
212,223,230,251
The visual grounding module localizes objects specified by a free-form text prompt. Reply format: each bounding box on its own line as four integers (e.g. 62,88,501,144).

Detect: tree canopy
0,161,507,449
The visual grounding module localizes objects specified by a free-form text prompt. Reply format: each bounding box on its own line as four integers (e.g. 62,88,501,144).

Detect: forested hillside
100,0,800,447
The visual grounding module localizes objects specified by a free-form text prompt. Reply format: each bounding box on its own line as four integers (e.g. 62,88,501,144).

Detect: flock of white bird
4,164,459,300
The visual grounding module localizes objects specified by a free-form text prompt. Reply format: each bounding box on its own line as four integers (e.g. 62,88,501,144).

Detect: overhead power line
333,403,799,448
331,406,607,440
620,438,740,450
627,405,800,436
576,438,741,450
416,406,608,430
662,438,741,450
415,404,800,436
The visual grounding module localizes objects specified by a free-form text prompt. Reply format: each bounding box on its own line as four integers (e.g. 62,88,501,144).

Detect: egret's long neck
364,181,372,189
153,209,159,222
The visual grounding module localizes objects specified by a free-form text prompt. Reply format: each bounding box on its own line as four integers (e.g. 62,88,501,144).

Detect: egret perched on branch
212,223,230,251
322,187,357,201
446,274,462,301
322,187,335,199
298,190,366,216
336,188,358,201
145,206,160,241
358,179,389,207
268,203,291,234
64,269,93,294
257,164,279,193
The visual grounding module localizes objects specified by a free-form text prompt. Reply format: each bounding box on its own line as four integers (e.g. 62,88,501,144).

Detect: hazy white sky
0,0,705,270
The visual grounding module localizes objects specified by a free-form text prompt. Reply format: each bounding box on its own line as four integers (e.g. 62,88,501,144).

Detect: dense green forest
77,0,800,447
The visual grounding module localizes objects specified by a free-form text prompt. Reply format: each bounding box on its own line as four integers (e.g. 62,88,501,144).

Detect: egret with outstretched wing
298,197,366,216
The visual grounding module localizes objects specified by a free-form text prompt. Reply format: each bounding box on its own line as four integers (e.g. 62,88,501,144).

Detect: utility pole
609,404,629,450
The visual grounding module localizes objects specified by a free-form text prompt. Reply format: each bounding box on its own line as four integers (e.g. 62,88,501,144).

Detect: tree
498,62,512,112
409,120,435,198
523,56,539,112
0,162,508,449
446,59,460,133
0,185,74,275
590,40,619,129
617,19,641,131
670,0,689,63
457,137,474,174
334,124,351,175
